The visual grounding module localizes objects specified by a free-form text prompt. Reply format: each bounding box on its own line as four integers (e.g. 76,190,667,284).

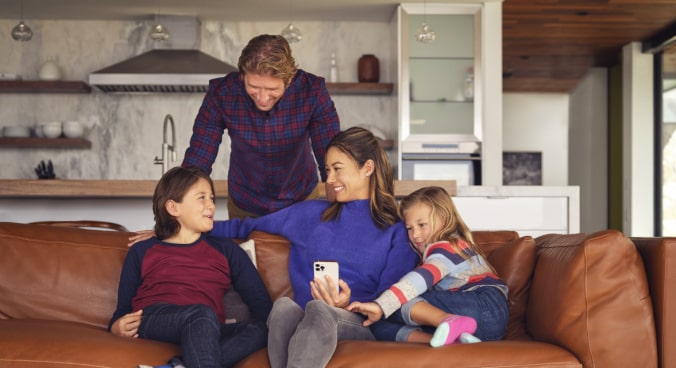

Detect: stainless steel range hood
88,16,237,93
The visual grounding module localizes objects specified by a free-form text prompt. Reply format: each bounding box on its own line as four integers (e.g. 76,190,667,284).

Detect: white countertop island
0,180,577,237
0,180,458,231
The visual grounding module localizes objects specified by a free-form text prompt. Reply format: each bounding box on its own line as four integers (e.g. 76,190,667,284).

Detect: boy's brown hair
153,166,215,239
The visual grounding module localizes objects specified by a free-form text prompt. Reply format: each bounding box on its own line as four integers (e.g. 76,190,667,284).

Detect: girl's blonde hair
399,186,488,263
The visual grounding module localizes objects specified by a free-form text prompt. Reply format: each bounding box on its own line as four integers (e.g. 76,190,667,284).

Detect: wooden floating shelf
0,80,92,94
0,137,92,149
0,81,393,96
326,82,394,95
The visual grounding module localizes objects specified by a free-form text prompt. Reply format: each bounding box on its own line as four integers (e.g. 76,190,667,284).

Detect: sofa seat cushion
529,230,657,368
0,319,180,368
234,340,581,368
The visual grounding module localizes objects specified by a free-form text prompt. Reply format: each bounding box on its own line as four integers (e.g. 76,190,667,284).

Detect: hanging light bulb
281,0,301,43
415,0,435,44
150,23,170,41
11,1,32,42
12,21,33,41
415,23,436,43
281,23,302,43
149,10,169,41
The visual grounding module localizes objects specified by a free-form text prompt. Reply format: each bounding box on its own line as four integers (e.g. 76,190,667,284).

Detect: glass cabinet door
408,14,475,135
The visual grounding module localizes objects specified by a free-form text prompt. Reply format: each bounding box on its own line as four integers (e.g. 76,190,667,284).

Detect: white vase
39,59,61,81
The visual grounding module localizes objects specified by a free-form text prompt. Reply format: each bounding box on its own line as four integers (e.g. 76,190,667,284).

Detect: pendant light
281,0,302,43
150,22,170,41
149,7,170,41
415,0,435,43
11,0,33,42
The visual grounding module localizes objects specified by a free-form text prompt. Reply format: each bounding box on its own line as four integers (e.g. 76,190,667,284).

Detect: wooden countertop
0,180,456,199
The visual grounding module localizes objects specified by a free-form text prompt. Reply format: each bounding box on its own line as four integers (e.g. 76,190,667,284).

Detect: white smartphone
313,260,339,292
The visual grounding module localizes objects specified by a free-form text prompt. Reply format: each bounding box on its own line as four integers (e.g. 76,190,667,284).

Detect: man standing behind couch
183,34,340,219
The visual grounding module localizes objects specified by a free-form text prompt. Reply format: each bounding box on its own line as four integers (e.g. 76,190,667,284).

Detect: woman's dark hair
321,126,398,228
238,34,298,86
153,166,215,240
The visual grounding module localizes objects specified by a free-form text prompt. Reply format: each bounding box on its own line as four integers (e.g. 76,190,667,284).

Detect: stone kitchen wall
0,19,396,180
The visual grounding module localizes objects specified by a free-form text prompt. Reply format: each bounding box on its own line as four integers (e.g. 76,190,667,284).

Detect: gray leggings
267,297,374,368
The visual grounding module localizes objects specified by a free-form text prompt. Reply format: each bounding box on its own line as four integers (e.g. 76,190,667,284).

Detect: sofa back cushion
633,236,676,368
248,231,294,301
0,222,129,329
474,231,537,340
528,230,657,368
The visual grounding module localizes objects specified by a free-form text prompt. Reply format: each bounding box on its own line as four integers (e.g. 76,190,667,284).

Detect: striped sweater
375,239,508,317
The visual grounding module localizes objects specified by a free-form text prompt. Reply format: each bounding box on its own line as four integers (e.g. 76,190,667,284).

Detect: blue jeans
139,303,267,368
370,286,508,342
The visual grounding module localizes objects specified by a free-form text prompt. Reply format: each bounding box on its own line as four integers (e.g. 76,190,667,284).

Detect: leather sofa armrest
633,237,676,368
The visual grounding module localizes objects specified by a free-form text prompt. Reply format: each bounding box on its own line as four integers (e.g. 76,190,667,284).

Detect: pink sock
429,315,477,348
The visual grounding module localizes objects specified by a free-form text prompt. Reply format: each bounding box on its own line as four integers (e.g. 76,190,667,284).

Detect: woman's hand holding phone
311,278,351,308
311,261,351,307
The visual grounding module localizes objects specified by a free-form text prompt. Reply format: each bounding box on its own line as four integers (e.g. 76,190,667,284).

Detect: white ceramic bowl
39,60,62,81
2,126,31,138
62,121,84,138
41,122,62,138
33,124,44,137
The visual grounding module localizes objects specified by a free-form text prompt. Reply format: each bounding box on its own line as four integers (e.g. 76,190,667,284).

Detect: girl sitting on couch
347,186,509,346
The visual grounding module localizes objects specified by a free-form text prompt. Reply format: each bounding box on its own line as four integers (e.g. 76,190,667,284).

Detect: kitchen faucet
153,114,177,175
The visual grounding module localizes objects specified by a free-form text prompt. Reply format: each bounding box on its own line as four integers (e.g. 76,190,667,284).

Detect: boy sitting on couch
109,166,272,368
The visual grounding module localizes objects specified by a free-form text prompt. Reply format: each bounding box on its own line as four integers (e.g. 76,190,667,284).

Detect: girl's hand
311,278,351,308
110,309,143,338
128,230,155,247
345,301,384,327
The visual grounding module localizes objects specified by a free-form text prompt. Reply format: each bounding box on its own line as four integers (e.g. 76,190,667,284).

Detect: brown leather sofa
0,221,671,368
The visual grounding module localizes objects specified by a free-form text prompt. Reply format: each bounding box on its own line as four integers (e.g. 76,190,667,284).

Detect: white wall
503,70,612,234
502,93,569,186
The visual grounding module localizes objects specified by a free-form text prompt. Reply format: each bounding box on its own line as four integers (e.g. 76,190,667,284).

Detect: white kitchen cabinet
396,2,503,184
453,186,580,238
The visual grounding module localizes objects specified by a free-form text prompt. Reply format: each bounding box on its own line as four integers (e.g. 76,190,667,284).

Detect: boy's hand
128,230,155,247
111,309,143,338
346,301,383,327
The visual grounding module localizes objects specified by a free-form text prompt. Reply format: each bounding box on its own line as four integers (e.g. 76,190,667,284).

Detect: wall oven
401,135,481,185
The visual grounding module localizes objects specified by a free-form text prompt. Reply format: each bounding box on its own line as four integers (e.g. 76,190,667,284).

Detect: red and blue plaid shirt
183,70,340,216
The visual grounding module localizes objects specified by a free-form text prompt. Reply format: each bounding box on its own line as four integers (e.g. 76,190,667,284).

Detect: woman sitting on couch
209,126,419,367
